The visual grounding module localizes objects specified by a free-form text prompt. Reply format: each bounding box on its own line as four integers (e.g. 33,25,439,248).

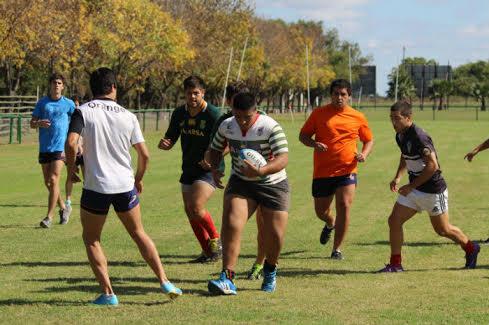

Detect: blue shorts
312,174,357,198
81,187,139,215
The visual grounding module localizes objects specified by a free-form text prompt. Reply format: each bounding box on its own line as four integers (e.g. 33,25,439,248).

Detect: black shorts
75,153,84,166
180,171,216,187
81,187,140,215
312,174,357,198
38,151,65,164
225,175,290,211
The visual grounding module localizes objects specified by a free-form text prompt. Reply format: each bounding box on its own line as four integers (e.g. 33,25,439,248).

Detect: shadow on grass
278,267,373,277
0,261,146,267
28,276,206,285
354,240,453,247
0,204,47,208
0,224,37,229
0,298,172,306
159,250,308,263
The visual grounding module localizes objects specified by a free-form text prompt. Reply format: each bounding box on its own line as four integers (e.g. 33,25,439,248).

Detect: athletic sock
200,211,220,239
65,199,71,207
390,254,402,266
264,260,277,272
189,218,210,254
463,240,475,254
223,269,235,280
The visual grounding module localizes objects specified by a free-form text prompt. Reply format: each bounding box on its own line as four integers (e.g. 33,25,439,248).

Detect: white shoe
60,205,72,225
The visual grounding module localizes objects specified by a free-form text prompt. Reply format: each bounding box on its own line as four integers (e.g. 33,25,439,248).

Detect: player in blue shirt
30,73,75,228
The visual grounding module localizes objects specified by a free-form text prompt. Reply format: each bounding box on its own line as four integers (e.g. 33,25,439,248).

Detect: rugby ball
239,148,267,168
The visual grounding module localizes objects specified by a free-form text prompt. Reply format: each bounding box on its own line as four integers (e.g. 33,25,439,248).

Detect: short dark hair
49,73,65,84
183,75,205,90
226,81,249,101
330,79,352,96
232,92,256,111
90,67,116,97
390,100,412,117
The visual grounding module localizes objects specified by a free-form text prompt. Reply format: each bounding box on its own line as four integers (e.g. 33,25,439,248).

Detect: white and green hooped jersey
211,114,288,184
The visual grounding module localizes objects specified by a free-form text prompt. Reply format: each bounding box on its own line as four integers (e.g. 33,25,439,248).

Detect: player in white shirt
65,67,182,305
207,92,290,295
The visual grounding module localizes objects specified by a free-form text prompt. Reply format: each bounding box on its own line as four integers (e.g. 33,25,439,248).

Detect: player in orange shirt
299,79,374,259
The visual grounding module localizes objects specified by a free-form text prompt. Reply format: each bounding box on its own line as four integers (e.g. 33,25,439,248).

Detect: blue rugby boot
93,294,119,306
161,281,183,299
261,262,277,293
208,270,237,295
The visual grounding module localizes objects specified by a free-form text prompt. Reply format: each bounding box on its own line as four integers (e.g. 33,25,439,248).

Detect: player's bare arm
209,147,225,189
30,116,51,129
241,152,288,178
398,151,438,196
157,138,174,150
355,139,374,162
465,138,489,162
390,155,407,192
133,142,149,194
65,132,81,183
299,132,327,152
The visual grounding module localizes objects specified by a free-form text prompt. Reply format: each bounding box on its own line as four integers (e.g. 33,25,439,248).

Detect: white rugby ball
239,148,267,168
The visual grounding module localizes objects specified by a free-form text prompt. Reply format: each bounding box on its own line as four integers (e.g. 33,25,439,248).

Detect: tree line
0,0,370,110
387,57,489,111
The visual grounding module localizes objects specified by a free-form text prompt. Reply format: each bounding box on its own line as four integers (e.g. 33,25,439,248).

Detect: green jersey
165,102,222,178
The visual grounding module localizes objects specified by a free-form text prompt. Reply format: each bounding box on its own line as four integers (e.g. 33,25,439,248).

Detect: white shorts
397,189,448,216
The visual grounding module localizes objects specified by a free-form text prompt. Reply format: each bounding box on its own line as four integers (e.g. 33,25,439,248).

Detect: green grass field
1,112,489,324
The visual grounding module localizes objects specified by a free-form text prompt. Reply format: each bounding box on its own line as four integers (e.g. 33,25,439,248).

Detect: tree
87,0,194,107
453,61,489,111
386,67,415,100
430,79,453,110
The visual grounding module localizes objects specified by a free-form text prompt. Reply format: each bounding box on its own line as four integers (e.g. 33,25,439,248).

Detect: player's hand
390,178,400,192
211,169,225,189
241,160,262,178
314,142,328,152
71,172,81,183
37,119,51,128
355,152,366,162
198,159,212,170
158,138,172,150
135,180,143,194
464,151,477,162
398,184,413,196
199,151,212,170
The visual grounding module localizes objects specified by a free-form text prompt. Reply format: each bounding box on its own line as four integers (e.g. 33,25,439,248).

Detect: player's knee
388,214,400,228
433,226,449,237
82,233,99,246
189,206,205,219
47,175,58,187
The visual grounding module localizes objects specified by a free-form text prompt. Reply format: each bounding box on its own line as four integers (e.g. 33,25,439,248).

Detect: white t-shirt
78,99,144,194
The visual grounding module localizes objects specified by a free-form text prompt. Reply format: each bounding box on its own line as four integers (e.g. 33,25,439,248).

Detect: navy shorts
179,171,216,187
81,187,139,215
38,151,65,164
312,174,357,198
75,153,84,166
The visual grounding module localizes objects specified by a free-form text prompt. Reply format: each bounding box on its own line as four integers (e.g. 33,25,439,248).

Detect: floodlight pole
237,36,248,81
306,44,311,114
221,47,234,109
348,45,352,104
394,57,399,102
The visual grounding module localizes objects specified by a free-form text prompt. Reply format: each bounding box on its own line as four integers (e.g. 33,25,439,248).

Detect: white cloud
254,0,371,33
459,24,489,37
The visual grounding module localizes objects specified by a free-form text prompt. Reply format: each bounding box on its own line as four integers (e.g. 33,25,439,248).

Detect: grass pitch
1,111,489,324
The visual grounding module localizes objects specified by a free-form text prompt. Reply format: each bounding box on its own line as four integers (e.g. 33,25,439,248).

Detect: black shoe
330,250,343,260
190,252,213,263
320,224,334,245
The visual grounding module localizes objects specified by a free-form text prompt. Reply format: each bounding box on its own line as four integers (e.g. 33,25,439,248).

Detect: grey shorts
225,175,290,212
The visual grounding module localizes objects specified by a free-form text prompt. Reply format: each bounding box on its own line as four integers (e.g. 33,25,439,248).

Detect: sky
254,0,489,95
